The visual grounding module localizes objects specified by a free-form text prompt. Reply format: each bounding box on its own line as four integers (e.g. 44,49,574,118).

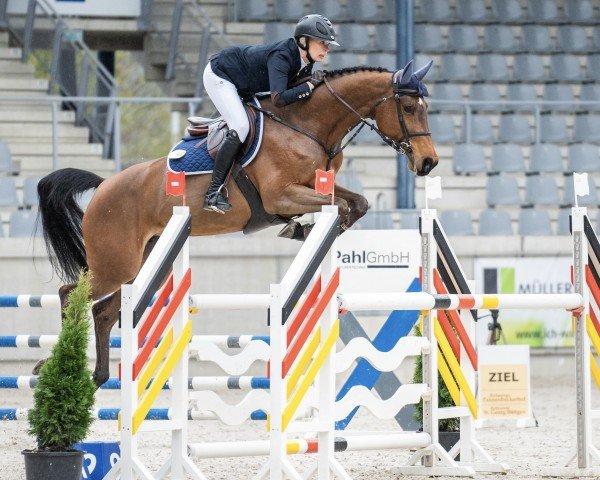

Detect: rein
248,73,431,171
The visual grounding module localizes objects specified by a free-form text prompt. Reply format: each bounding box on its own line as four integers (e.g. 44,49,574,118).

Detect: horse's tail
37,168,105,283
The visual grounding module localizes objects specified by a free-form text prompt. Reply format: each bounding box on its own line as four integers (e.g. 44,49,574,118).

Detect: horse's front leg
331,184,369,231
266,184,351,240
91,292,121,388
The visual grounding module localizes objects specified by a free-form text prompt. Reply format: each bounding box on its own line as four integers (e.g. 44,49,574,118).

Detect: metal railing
0,95,203,173
2,0,118,158
144,0,231,101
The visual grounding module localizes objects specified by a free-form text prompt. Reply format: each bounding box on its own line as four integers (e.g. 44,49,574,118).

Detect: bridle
248,71,431,170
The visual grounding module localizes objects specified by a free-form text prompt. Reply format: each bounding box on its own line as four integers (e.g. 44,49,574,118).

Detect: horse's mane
322,66,391,79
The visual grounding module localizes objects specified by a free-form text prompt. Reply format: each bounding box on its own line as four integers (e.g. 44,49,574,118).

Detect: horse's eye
403,106,415,114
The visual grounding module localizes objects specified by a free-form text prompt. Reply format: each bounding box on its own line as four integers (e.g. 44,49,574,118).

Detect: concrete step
10,142,104,156
0,60,35,76
16,157,114,176
0,109,75,123
0,124,89,140
0,48,22,60
0,78,48,92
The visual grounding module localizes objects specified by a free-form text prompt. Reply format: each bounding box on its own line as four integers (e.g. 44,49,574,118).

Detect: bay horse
37,61,438,387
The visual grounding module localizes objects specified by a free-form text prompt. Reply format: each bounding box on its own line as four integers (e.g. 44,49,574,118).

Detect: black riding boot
204,130,242,213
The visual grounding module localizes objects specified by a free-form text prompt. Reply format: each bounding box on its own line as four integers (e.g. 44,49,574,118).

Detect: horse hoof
32,358,47,375
278,221,300,239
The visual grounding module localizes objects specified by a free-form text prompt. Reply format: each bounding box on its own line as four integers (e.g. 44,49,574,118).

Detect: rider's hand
307,81,315,91
309,70,326,88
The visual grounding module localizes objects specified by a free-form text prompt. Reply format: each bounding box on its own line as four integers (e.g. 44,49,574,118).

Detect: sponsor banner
478,345,531,419
336,229,420,293
474,257,573,347
8,0,140,17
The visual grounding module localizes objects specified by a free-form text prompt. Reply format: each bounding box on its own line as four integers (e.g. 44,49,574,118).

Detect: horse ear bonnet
394,59,432,97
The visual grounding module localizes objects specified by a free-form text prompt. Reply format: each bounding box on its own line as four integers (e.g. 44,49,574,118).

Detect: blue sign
73,441,120,480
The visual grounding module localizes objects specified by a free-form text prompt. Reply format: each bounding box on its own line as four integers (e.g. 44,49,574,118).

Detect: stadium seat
9,210,41,238
518,208,553,236
311,0,343,20
572,115,600,144
338,24,371,52
431,84,464,112
414,24,446,53
491,144,526,173
456,0,489,23
563,175,598,207
273,1,305,21
556,26,590,54
567,144,600,173
358,210,394,229
0,143,14,175
439,54,472,82
0,177,18,207
375,24,395,52
335,171,364,194
462,115,495,143
237,0,270,21
346,0,380,22
484,25,519,53
439,210,473,236
487,175,521,206
580,84,600,112
542,84,576,112
399,210,419,229
479,209,513,235
564,0,599,24
448,25,480,53
550,55,583,83
263,23,290,42
326,52,356,70
512,54,546,82
529,143,564,173
476,54,510,82
506,84,538,112
539,115,569,143
365,52,395,70
491,0,524,23
381,0,395,21
593,27,600,51
527,0,562,23
429,115,457,143
521,25,554,53
587,55,600,82
453,144,487,175
22,176,42,209
498,115,532,144
557,208,572,235
524,175,560,206
416,0,453,22
470,84,502,112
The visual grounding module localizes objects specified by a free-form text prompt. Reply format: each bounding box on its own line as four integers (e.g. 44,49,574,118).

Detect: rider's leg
202,63,250,213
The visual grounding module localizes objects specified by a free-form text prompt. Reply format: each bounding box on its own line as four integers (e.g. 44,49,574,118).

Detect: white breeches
203,63,250,142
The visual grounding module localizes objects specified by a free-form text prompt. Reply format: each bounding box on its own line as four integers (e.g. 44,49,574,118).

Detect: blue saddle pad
167,99,264,175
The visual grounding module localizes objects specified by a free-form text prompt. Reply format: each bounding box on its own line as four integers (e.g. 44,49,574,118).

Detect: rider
202,14,339,213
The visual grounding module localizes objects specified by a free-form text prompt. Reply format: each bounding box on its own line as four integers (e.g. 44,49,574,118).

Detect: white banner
474,257,573,347
8,0,141,17
337,229,420,294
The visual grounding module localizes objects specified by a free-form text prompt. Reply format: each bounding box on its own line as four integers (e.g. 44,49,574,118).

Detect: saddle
186,103,258,160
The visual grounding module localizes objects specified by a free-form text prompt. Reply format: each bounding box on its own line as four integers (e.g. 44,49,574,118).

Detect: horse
37,61,438,387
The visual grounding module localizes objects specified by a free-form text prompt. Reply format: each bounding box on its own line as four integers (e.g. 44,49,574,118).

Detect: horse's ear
399,60,414,85
414,60,433,81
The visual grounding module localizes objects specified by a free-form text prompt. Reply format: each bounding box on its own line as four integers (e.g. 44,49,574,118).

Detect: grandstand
0,0,597,244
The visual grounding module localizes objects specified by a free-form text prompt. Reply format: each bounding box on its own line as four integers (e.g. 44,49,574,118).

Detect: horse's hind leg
31,282,77,375
91,292,121,387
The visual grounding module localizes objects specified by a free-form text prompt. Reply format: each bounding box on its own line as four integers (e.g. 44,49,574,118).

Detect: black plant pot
22,450,84,480
438,431,460,461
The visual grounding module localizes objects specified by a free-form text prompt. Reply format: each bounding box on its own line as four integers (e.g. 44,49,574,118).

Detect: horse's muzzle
417,157,436,176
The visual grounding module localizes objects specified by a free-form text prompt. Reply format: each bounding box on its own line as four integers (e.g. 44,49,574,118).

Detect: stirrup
203,186,231,214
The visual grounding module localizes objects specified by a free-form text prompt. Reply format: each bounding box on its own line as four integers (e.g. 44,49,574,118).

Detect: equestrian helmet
294,14,340,46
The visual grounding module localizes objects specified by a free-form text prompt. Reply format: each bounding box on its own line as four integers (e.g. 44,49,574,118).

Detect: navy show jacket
210,38,313,107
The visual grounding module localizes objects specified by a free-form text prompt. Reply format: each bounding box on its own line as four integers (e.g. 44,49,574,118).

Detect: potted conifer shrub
23,271,96,480
412,325,460,456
